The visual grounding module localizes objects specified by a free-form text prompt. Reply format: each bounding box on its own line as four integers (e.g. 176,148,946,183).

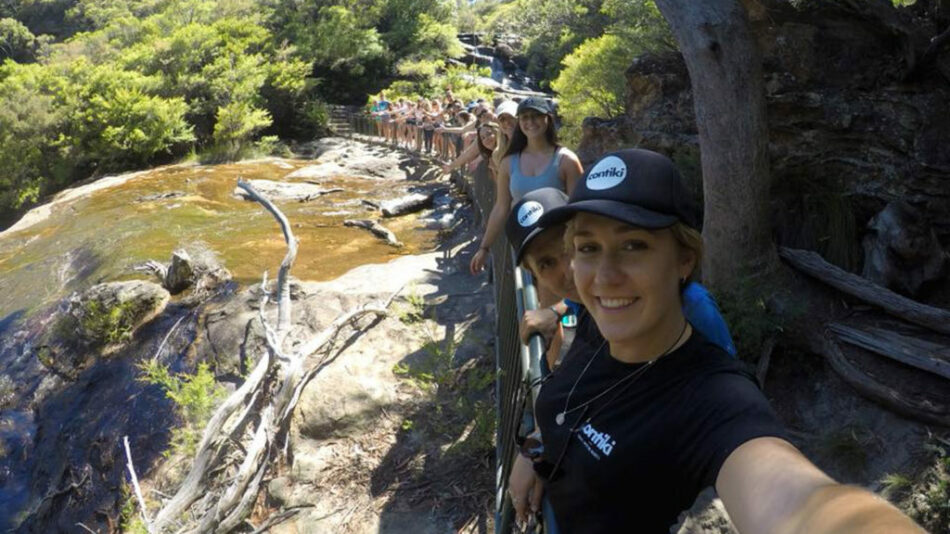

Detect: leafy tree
478,0,609,89
378,0,453,57
551,1,672,142
551,34,631,140
211,100,272,160
0,60,64,221
0,16,36,61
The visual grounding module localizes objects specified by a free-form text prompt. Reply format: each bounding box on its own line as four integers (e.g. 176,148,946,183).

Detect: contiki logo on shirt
581,422,616,456
585,155,627,191
517,200,544,227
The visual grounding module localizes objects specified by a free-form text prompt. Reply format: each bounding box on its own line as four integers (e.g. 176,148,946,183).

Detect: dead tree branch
149,181,398,533
237,179,297,340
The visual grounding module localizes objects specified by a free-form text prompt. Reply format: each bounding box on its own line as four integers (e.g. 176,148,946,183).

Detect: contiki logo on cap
586,155,627,190
517,201,544,227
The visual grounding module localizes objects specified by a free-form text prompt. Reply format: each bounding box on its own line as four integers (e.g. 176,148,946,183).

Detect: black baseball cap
539,148,700,230
517,97,552,116
506,188,569,265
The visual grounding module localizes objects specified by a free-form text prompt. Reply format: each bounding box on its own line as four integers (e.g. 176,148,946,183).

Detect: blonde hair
563,219,703,283
670,222,703,283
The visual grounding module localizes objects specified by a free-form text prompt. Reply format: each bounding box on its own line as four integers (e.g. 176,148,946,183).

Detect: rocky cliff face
578,0,950,280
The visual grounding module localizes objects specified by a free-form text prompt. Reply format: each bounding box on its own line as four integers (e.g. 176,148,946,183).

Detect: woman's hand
520,308,559,346
470,247,489,275
508,454,544,527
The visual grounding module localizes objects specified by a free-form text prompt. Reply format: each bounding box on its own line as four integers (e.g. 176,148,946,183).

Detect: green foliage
478,0,609,89
550,1,672,144
254,134,290,157
396,288,426,324
0,0,473,227
209,100,272,161
79,299,137,346
0,61,65,221
118,482,150,534
551,33,630,145
138,359,226,457
881,472,913,498
61,60,194,170
307,5,386,76
0,16,37,61
714,271,803,361
379,0,453,56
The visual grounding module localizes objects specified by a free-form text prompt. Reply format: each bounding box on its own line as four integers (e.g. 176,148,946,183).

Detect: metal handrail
343,109,553,533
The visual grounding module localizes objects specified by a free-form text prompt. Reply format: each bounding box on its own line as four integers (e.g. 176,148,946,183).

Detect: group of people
368,89,506,164
365,93,925,533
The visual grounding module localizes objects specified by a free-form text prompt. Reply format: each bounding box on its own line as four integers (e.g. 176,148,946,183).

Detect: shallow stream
0,157,440,320
0,151,447,529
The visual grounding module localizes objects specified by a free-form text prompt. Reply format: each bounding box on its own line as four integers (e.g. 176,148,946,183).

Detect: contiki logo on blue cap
517,201,544,227
585,155,627,190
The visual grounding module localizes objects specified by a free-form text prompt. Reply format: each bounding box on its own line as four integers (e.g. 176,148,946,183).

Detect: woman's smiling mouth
598,297,637,310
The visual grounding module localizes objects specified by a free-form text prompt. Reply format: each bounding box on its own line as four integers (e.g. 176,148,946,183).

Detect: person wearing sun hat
513,148,925,534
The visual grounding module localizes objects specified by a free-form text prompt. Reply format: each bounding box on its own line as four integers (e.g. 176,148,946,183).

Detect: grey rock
233,179,343,202
164,249,194,294
578,3,950,249
862,201,947,296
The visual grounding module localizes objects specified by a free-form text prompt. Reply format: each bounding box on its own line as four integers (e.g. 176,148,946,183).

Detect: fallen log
779,246,950,335
344,219,403,247
380,192,433,217
828,323,950,381
811,333,950,427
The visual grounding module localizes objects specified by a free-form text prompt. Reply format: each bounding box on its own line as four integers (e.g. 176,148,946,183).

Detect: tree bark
828,323,950,381
653,0,776,289
780,247,950,335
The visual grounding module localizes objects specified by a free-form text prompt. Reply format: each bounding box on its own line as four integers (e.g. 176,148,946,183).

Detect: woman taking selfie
508,148,924,534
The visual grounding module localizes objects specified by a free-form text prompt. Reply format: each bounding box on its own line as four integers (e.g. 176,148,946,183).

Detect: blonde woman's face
570,213,693,349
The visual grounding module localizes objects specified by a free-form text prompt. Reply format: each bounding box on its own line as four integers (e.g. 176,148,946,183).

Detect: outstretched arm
470,157,512,275
444,138,481,174
717,437,924,534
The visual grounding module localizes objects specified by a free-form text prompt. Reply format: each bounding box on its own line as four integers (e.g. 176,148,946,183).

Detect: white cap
495,100,518,118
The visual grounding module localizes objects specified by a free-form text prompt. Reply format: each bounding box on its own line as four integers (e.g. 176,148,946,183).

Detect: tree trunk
653,0,776,290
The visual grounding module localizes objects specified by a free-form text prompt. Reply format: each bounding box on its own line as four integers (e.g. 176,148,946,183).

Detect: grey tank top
509,148,565,203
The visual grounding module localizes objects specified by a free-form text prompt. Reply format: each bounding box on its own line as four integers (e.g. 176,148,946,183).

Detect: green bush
138,359,226,457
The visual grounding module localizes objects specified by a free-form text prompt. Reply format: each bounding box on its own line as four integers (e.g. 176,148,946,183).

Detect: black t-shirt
534,331,787,533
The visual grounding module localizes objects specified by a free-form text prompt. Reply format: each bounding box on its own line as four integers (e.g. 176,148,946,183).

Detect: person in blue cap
509,148,924,534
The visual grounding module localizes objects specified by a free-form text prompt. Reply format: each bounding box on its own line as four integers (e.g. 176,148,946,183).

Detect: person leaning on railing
513,148,926,534
441,102,499,175
469,97,583,276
